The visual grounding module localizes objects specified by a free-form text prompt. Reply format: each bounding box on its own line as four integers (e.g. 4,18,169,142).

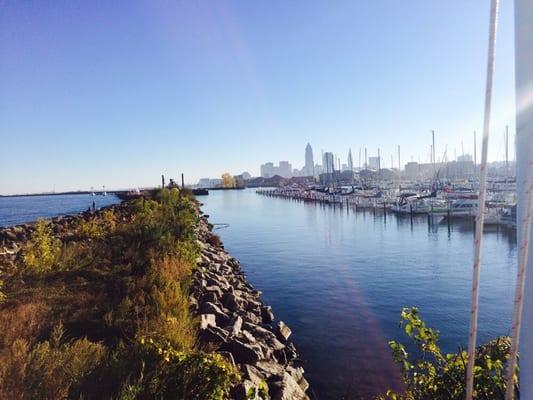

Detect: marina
256,178,517,229
201,188,518,399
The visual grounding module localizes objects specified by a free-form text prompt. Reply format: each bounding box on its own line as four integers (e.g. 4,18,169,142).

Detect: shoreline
193,208,310,399
0,198,310,399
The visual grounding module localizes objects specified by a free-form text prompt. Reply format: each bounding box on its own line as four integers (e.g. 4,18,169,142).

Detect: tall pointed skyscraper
347,148,353,171
304,143,314,176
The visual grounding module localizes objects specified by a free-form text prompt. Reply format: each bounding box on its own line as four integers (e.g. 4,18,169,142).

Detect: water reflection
202,190,517,399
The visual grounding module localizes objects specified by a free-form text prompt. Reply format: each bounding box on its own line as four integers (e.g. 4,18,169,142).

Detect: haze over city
1,1,516,195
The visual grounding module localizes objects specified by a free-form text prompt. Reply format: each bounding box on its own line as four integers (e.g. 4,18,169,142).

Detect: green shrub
22,220,60,274
130,338,240,400
378,307,516,400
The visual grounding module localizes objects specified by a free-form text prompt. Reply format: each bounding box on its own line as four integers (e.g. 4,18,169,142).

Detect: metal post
181,173,185,189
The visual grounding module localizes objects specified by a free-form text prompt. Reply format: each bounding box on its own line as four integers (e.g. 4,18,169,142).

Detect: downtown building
260,161,293,178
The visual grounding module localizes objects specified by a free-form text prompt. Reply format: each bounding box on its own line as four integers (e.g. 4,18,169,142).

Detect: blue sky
0,1,515,194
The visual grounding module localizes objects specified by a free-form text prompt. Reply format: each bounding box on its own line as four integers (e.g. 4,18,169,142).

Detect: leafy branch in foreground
377,307,517,400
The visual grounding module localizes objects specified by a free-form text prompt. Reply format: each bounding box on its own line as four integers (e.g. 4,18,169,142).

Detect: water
201,189,518,399
0,194,121,227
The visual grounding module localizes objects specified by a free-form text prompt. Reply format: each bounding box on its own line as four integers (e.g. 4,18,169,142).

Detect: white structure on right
511,1,533,398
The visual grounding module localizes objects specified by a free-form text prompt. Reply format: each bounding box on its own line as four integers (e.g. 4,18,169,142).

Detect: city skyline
1,1,516,194
256,138,512,179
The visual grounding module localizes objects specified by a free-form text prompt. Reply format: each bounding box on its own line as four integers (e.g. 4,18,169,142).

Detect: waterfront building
197,178,223,188
279,161,292,178
260,162,276,178
458,154,473,162
404,160,475,180
260,161,293,178
347,148,353,171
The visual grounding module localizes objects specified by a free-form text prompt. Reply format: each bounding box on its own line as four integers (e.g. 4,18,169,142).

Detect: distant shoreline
0,191,128,198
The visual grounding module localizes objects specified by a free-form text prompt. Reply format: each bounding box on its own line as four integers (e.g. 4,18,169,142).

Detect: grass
0,188,239,399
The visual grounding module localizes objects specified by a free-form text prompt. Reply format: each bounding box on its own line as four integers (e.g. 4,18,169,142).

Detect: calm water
0,194,121,227
201,189,517,400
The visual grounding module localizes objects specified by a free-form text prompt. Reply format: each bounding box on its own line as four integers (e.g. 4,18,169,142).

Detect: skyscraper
323,152,335,174
347,148,353,171
304,143,314,176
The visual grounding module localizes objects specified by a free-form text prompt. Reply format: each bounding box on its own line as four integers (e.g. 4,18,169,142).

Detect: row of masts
321,126,513,188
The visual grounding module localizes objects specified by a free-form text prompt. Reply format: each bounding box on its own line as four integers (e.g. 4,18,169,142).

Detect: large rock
287,365,309,392
268,371,308,400
199,302,231,327
231,316,243,336
276,321,292,342
200,313,217,330
244,323,285,351
261,305,275,323
255,360,286,378
198,325,228,345
221,338,264,364
221,292,242,312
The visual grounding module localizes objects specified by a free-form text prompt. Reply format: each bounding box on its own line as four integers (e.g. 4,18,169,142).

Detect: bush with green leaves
131,337,240,400
22,220,61,274
378,307,516,400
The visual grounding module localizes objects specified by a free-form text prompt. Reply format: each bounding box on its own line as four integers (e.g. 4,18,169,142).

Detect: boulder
276,321,292,342
199,291,218,305
231,316,243,336
268,371,308,400
4,231,17,241
221,292,242,312
204,285,224,299
200,313,217,330
244,323,285,351
254,360,285,378
198,325,228,345
221,338,264,364
243,364,266,385
261,306,275,323
287,365,309,392
199,302,231,327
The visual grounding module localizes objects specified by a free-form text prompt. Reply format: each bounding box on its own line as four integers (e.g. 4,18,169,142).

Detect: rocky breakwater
191,211,310,400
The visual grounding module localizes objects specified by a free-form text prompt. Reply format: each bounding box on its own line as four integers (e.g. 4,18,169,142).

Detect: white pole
465,1,500,399
505,142,533,399
509,1,533,397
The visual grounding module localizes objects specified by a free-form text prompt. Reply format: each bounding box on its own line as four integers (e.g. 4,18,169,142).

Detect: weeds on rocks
0,188,238,399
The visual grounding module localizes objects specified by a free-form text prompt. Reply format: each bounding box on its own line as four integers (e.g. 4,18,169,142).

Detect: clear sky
0,1,516,194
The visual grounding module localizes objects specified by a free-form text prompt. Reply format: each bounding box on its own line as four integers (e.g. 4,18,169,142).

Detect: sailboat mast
432,130,436,170
505,125,509,178
474,130,477,174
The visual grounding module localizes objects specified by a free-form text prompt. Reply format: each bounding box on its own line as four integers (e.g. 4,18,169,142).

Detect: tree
221,173,235,188
378,307,516,400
